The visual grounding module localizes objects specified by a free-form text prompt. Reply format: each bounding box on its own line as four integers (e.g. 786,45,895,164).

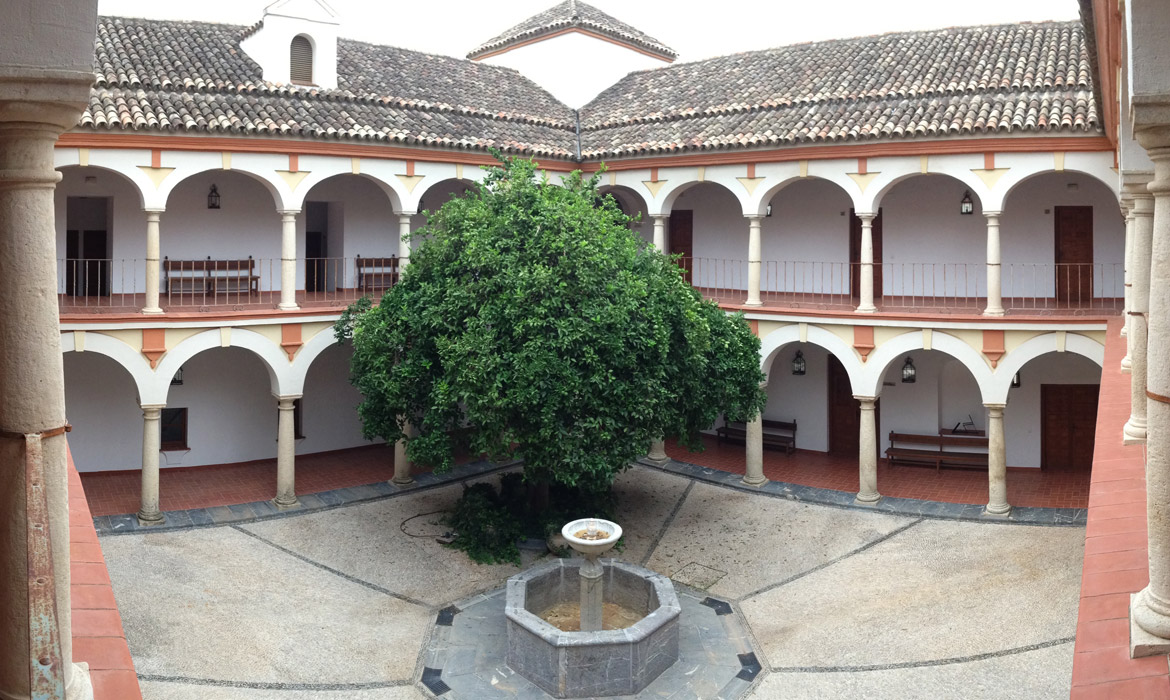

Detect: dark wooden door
669,210,694,284
81,230,109,297
1054,206,1093,305
828,354,859,456
849,209,883,301
306,231,326,293
1041,384,1099,471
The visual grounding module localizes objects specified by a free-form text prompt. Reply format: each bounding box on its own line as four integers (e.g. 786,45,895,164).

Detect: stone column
983,211,1005,316
274,396,300,507
392,432,413,486
137,405,165,525
1125,191,1154,444
745,216,763,306
652,215,668,252
278,211,299,310
1132,147,1170,650
397,212,414,268
645,439,668,466
0,68,96,700
1122,200,1136,371
142,209,164,314
742,413,767,486
856,214,877,313
984,404,1010,516
855,395,880,503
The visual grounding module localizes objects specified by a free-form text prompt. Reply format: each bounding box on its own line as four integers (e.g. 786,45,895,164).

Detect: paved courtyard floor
99,465,1084,699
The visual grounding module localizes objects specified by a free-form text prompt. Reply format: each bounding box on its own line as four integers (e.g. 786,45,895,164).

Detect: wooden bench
356,255,399,293
163,256,260,296
716,419,797,455
886,431,989,471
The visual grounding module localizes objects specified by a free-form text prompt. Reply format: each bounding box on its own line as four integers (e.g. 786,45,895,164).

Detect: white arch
415,177,476,212
650,179,750,218
758,324,864,392
597,184,651,218
288,326,342,396
993,167,1121,213
750,173,862,218
291,169,407,212
55,164,149,210
866,169,990,214
157,166,290,212
985,332,1105,404
858,330,994,400
152,328,291,404
60,332,153,405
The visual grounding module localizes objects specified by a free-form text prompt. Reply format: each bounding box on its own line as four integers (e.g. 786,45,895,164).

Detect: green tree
336,156,765,495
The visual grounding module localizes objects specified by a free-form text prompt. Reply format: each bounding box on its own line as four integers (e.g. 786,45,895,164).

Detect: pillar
274,395,300,507
742,413,767,486
856,214,877,313
142,210,164,314
1125,191,1154,444
652,215,667,252
137,405,165,525
0,67,96,699
1122,201,1136,371
645,439,668,466
278,211,299,310
1132,148,1170,649
855,395,880,503
397,212,414,268
745,216,763,306
392,421,414,486
984,404,1010,516
983,211,1004,316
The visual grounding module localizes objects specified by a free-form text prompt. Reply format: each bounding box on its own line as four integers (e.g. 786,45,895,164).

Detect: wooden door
1041,384,1099,471
306,231,326,293
849,209,883,301
81,230,109,297
1054,206,1093,305
669,210,694,284
828,355,859,456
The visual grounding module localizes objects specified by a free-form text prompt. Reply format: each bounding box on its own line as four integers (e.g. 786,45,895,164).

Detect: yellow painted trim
136,165,176,189
397,173,426,193
922,328,933,350
456,164,464,181
73,330,86,352
1055,152,1066,172
78,148,89,167
799,322,808,343
799,160,809,178
970,168,1011,190
919,155,929,174
350,157,360,175
736,177,765,196
222,152,232,170
277,170,311,191
1056,331,1067,352
220,327,231,347
643,180,668,198
696,166,706,183
847,172,881,192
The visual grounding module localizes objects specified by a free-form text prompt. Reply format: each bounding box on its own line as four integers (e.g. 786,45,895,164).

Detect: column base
854,492,881,505
982,308,1005,317
741,475,768,487
272,496,300,509
1121,324,1128,337
137,510,164,527
640,456,670,468
854,305,877,314
1123,418,1148,444
1121,355,1133,373
66,661,93,700
277,302,300,311
1132,592,1170,658
743,300,763,307
391,475,415,487
983,504,1012,518
141,307,163,315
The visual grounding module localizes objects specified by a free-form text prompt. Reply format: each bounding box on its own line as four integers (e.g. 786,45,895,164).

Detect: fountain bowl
561,518,622,558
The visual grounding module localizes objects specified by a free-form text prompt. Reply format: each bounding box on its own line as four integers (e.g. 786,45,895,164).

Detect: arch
992,161,1120,212
985,332,1105,404
288,326,342,396
290,34,314,85
152,328,291,405
55,164,149,210
292,170,406,213
60,331,152,405
997,168,1121,213
869,170,988,214
158,167,286,213
597,184,650,222
651,179,748,218
858,330,994,400
759,324,864,392
751,173,860,218
416,177,476,213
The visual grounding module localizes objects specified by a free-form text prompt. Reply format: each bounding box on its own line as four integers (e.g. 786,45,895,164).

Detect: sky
96,0,1080,63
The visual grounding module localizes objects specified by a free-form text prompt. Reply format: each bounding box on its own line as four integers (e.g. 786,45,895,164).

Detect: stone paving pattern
99,464,1086,699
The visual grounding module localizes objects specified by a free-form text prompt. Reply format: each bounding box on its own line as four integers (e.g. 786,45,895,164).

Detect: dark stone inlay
421,667,450,695
701,597,733,616
736,652,762,681
436,605,459,626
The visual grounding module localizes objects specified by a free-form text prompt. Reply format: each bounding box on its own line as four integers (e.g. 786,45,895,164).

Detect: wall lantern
171,366,184,386
207,184,221,209
901,356,917,383
792,350,806,375
1011,371,1021,389
765,203,773,217
959,190,974,215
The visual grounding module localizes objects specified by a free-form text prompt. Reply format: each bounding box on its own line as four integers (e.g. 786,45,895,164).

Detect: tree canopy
336,156,765,492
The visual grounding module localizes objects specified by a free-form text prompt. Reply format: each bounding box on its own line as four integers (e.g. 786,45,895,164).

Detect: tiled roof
467,0,677,61
580,21,1099,158
79,16,1100,161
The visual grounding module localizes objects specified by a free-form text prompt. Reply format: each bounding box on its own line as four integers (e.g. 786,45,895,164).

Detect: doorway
669,210,694,283
1054,206,1093,304
306,201,328,293
849,209,883,301
1041,384,1098,472
828,355,878,457
65,197,111,297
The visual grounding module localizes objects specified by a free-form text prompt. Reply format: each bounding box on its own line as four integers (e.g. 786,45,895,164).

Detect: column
652,215,668,252
1122,201,1136,371
983,211,1004,316
274,395,300,507
138,405,165,525
142,209,164,314
645,439,668,466
984,404,1010,516
855,395,880,503
0,71,96,699
743,413,767,486
1125,192,1154,443
745,216,763,306
397,212,414,268
856,214,877,313
1133,150,1170,648
278,211,299,310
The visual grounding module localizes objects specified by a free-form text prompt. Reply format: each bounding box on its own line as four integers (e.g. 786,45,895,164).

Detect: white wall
674,183,747,290
764,179,852,294
64,352,143,471
875,350,983,453
298,343,379,453
763,343,830,452
56,167,148,293
1004,352,1102,468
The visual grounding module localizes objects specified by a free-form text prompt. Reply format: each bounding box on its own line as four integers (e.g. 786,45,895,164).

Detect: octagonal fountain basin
505,558,681,698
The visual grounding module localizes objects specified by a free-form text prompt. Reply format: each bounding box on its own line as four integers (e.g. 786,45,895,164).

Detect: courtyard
99,464,1083,699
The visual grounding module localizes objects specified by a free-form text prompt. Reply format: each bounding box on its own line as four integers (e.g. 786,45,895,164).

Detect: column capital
0,69,95,131
745,215,764,224
140,403,166,412
984,403,1007,413
983,210,1002,219
852,394,878,405
278,209,300,219
856,213,876,223
394,210,417,218
275,394,303,403
652,214,669,223
143,207,165,215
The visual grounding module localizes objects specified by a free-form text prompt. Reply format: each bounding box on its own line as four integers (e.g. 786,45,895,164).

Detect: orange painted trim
982,329,1006,368
857,157,868,175
984,152,995,170
749,319,759,337
56,133,581,171
717,302,1112,325
650,167,659,183
280,323,303,361
406,160,415,177
141,328,166,369
1091,0,1121,150
746,163,756,179
288,154,299,173
150,149,161,168
469,27,676,63
585,136,1115,172
854,326,875,362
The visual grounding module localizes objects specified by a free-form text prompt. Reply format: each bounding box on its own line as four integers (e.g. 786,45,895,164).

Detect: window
294,398,305,440
290,35,314,85
160,408,188,451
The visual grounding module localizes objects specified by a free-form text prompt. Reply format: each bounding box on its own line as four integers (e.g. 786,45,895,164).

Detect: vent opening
290,35,314,85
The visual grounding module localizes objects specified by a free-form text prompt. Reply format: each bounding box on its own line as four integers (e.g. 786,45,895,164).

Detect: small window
290,35,314,85
160,408,188,451
294,398,305,440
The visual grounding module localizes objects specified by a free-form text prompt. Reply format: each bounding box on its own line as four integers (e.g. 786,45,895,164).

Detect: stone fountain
504,517,681,697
